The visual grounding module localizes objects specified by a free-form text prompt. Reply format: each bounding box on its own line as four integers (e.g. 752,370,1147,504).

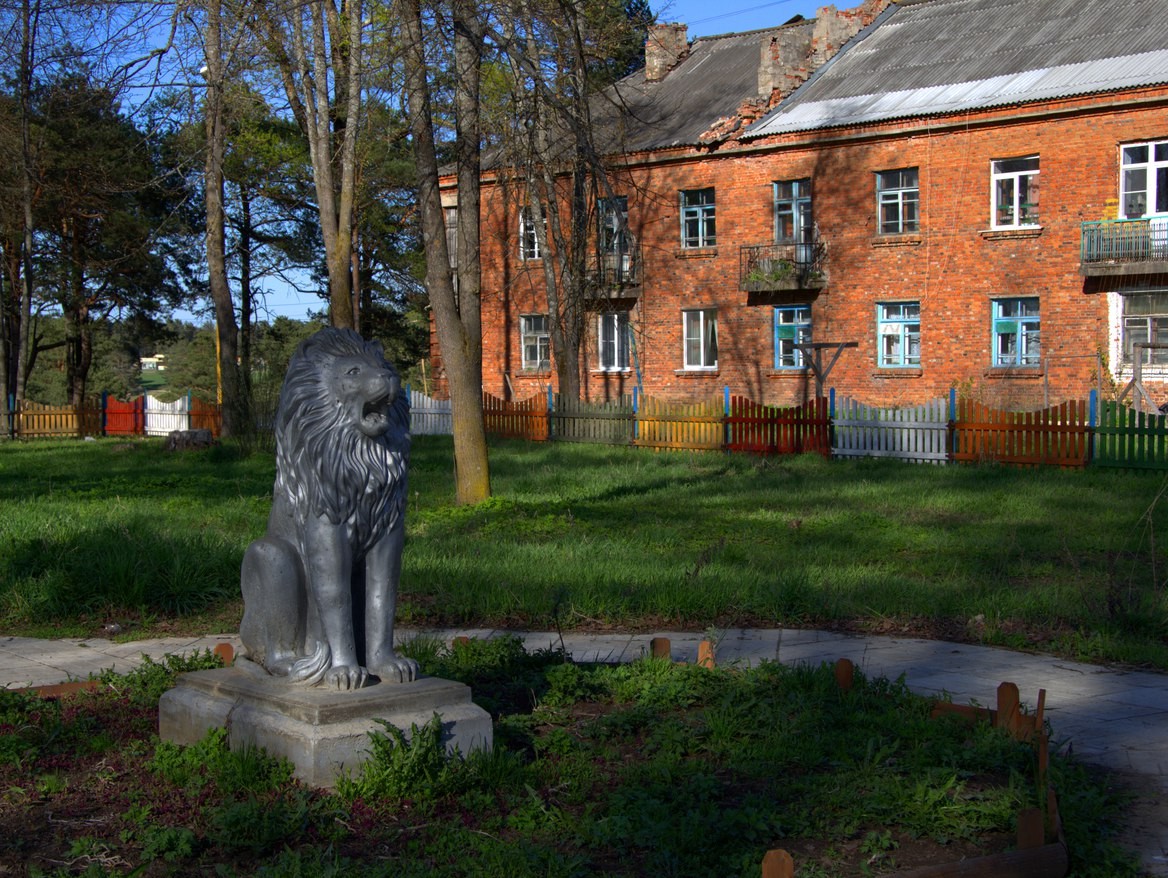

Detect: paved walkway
3,627,1166,875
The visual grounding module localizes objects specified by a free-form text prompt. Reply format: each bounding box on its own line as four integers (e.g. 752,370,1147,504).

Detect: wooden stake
834,657,855,691
761,849,794,878
698,640,715,669
1017,808,1044,849
996,682,1021,737
650,637,671,660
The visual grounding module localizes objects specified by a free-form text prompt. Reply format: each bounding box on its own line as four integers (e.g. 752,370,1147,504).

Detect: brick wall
443,87,1168,409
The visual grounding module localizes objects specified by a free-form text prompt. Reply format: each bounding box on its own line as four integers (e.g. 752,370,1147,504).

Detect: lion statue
239,327,419,690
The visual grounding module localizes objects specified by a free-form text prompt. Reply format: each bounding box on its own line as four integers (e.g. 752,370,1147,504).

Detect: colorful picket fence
104,395,145,435
16,399,103,438
634,395,723,450
833,396,950,464
16,381,1168,473
1094,401,1168,469
483,392,549,441
410,389,453,435
951,397,1091,468
5,394,221,440
550,394,634,445
725,395,830,457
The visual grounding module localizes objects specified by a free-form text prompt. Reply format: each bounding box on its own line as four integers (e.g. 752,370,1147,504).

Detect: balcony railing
1081,217,1168,276
587,244,641,296
739,238,827,292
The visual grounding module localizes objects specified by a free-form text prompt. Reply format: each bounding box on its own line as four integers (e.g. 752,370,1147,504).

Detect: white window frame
682,308,717,369
519,206,544,261
774,305,811,369
598,312,631,371
992,297,1040,368
680,188,716,248
444,206,458,269
1122,292,1168,366
1121,139,1168,219
991,156,1040,229
520,314,550,371
876,168,919,235
774,179,812,244
877,302,921,368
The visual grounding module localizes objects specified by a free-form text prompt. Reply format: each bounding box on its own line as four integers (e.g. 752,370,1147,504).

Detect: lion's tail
283,642,331,686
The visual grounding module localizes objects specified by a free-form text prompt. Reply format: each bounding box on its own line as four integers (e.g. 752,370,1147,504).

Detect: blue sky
659,0,824,37
219,0,826,326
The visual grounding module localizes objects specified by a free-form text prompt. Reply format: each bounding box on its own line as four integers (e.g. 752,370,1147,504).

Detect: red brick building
435,0,1168,410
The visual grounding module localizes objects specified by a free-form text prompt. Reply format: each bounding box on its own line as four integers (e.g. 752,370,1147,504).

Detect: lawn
1,436,1167,668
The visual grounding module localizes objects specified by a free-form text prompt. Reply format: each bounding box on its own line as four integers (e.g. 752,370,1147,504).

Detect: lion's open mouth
362,394,390,431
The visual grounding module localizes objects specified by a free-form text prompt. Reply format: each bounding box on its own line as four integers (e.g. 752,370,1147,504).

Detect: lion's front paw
370,654,420,685
322,664,369,691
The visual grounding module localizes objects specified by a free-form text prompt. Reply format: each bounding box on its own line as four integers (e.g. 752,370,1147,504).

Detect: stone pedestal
158,666,493,788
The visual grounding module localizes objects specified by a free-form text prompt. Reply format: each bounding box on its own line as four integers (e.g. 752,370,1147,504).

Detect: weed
335,714,461,805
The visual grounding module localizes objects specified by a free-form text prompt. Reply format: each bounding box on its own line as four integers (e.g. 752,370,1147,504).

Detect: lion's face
328,354,402,438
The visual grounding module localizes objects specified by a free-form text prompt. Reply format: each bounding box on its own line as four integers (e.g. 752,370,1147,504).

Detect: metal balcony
739,238,827,292
1081,217,1168,276
586,244,641,298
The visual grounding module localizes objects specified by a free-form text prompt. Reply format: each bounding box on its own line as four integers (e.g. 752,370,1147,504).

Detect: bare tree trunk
267,0,362,330
402,0,490,505
15,0,37,404
204,0,242,437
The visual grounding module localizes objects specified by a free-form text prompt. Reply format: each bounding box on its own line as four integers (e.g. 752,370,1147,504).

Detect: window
521,314,550,370
1121,140,1168,218
601,196,629,255
1122,292,1168,365
444,207,458,269
992,156,1040,228
519,206,544,261
992,298,1040,367
680,188,716,248
876,168,919,234
683,308,717,369
774,305,812,369
598,312,631,371
775,179,812,244
877,302,921,367
601,196,632,280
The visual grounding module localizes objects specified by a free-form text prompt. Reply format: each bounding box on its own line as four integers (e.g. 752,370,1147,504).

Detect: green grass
2,436,1168,667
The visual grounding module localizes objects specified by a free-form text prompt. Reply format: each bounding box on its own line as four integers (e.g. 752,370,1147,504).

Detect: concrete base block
158,666,493,788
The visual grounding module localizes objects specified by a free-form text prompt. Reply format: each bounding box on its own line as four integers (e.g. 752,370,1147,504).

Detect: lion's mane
273,329,409,553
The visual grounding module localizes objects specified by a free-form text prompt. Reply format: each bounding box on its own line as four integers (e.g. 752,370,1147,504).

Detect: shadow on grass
1,516,240,623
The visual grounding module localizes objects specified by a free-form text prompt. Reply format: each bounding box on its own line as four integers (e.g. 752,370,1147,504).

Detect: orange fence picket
483,392,549,441
725,395,830,457
952,398,1090,468
189,397,223,438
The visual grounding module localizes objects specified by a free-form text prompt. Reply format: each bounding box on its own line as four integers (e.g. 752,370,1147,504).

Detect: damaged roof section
594,0,891,154
746,0,1168,138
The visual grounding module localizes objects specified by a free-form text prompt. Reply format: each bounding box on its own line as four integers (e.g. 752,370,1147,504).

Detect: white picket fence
145,395,190,436
832,396,950,464
409,389,453,435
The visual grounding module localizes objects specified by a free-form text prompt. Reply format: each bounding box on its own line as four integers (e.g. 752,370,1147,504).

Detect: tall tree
200,0,244,435
400,0,491,504
249,0,366,329
34,73,184,405
493,0,650,400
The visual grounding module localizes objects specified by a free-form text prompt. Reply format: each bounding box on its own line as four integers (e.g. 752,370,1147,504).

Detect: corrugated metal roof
595,22,814,153
747,0,1168,138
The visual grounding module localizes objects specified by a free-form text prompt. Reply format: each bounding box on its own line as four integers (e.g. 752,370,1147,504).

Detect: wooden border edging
762,671,1068,877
